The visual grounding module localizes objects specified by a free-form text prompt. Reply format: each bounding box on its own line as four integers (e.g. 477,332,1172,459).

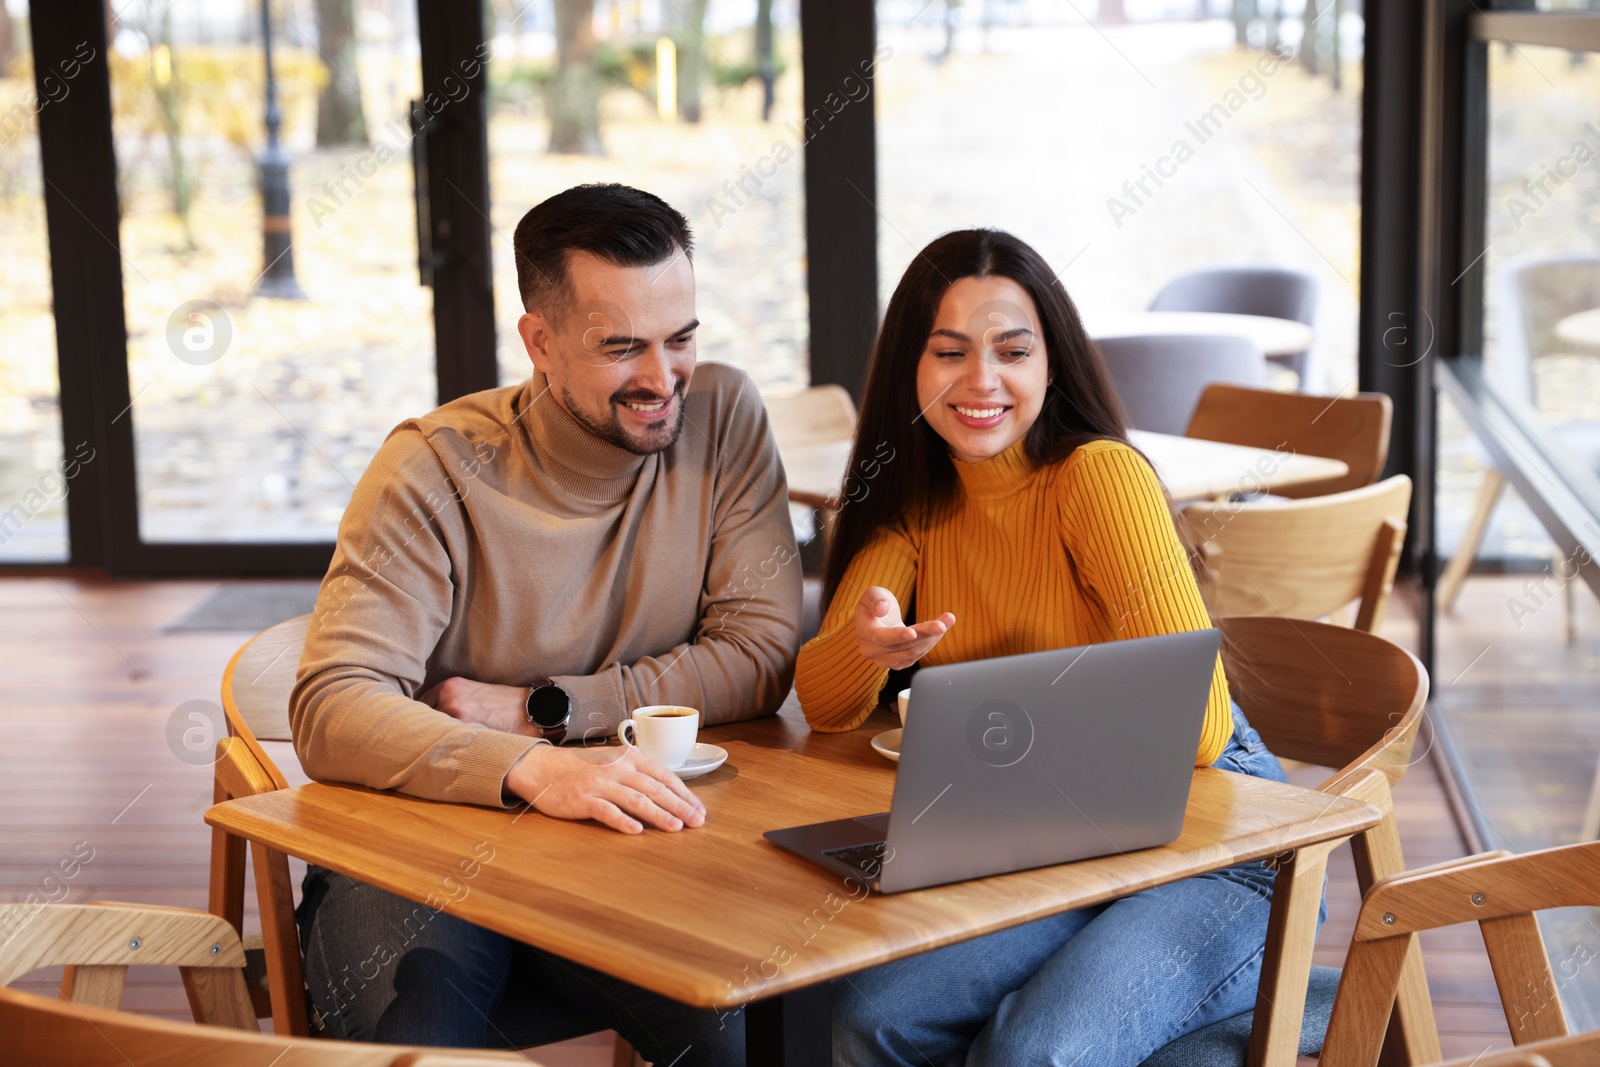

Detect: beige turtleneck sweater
291,362,803,808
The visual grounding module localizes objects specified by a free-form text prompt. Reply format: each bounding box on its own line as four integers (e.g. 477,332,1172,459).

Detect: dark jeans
297,865,744,1065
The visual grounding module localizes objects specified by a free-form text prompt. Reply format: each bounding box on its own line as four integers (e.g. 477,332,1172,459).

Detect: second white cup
897,688,912,727
617,705,700,770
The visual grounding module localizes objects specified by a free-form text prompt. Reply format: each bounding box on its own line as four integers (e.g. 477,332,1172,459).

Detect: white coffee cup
617,705,700,770
897,688,911,727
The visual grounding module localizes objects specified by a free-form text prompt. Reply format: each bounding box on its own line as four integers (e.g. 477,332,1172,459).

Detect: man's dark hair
513,184,693,323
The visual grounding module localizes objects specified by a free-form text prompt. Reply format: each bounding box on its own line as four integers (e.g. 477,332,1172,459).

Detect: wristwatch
524,680,571,744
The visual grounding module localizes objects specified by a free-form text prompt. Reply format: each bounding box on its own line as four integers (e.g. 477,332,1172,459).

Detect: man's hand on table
422,675,706,834
505,743,706,835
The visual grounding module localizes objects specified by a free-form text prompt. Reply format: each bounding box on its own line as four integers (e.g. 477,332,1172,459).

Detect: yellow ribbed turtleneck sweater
796,437,1233,766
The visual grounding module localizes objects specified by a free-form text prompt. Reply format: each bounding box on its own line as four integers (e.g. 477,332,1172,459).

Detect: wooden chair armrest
1318,766,1390,804
1355,841,1600,939
1368,849,1514,883
0,902,247,986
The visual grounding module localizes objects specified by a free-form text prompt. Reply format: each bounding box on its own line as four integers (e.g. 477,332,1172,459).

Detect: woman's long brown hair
822,228,1135,606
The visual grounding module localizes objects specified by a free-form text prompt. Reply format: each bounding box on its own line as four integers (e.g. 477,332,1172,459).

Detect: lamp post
257,0,304,299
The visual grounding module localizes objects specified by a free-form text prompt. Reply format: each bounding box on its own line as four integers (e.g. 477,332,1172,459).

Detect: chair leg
1349,818,1443,1066
1562,562,1577,646
1437,468,1505,613
1580,758,1600,842
250,840,309,1037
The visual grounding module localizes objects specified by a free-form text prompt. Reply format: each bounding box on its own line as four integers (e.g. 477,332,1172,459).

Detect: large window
0,5,67,562
875,0,1362,392
1432,21,1600,1030
485,1,809,395
109,0,436,544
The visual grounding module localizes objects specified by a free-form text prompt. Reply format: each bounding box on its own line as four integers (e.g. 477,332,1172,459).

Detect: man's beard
562,380,689,456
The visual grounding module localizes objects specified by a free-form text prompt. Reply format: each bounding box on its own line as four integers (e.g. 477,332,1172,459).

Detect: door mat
163,581,321,632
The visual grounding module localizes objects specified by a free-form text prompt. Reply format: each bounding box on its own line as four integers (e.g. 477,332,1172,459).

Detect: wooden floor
0,574,1541,1062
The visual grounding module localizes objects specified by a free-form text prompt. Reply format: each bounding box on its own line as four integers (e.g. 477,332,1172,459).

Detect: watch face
527,685,570,730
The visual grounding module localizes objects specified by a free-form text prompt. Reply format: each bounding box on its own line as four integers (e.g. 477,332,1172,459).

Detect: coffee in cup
617,705,700,769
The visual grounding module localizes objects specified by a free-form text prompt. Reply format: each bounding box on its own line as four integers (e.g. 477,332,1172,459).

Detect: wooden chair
1141,615,1439,1066
1321,839,1600,1067
212,613,313,1035
1437,251,1600,634
764,382,857,536
1185,382,1393,498
1181,475,1412,633
212,615,638,1065
0,900,526,1065
762,383,857,457
765,384,859,634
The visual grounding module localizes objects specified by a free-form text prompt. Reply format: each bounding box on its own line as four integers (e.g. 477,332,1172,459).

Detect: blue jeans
297,866,744,1065
834,703,1320,1067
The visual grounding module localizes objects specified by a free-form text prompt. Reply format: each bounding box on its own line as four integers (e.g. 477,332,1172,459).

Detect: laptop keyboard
823,841,889,878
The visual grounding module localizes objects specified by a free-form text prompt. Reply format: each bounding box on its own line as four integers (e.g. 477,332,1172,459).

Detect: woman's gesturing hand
854,586,956,670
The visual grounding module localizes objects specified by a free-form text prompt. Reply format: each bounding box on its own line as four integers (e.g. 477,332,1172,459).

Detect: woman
795,229,1299,1067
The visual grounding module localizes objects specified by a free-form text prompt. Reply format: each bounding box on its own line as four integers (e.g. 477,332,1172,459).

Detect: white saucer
871,728,903,763
674,743,729,780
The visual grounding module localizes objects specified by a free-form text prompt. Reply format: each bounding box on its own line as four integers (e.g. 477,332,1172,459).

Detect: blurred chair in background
763,384,858,459
1185,382,1393,498
1438,251,1600,637
1150,266,1318,386
765,384,859,642
1098,333,1265,435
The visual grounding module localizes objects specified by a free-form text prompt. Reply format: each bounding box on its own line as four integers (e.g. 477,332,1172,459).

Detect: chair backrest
1149,266,1319,327
1323,839,1600,1067
1184,382,1393,498
1216,615,1440,1065
226,612,311,747
763,384,857,452
1495,250,1600,406
1183,475,1412,632
0,985,531,1065
1217,615,1428,792
1097,333,1266,435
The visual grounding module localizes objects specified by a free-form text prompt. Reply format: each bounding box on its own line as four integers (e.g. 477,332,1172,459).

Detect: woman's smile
949,402,1013,429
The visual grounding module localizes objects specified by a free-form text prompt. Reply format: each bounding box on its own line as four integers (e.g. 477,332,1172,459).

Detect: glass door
75,0,494,573
0,3,68,563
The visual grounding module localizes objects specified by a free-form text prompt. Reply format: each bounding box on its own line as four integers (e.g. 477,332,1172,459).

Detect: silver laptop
765,629,1220,894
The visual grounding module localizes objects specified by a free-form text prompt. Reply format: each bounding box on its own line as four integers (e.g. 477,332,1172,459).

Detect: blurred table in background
783,431,1347,510
1087,311,1315,359
1555,307,1600,349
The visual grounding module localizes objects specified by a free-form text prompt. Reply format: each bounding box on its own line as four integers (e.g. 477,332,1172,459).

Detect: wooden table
1087,311,1315,357
785,431,1348,510
1129,429,1347,502
207,702,1379,1066
1554,307,1600,349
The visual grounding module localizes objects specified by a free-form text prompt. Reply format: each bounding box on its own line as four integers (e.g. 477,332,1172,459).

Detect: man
291,184,801,1064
